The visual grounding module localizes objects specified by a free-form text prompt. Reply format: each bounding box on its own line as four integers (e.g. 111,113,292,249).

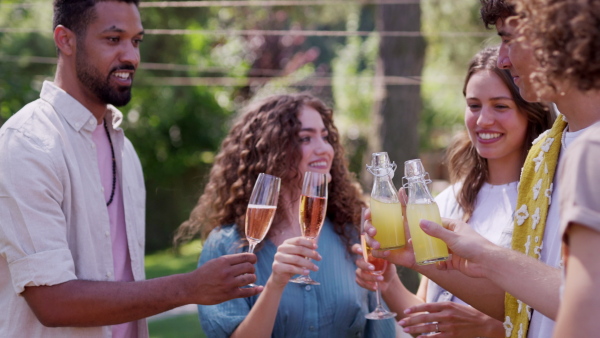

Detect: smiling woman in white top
354,46,555,338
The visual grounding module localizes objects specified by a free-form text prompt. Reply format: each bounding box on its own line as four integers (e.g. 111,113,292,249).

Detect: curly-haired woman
510,0,600,336
175,93,396,337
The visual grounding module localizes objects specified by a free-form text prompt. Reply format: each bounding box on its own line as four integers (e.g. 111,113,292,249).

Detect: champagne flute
245,173,281,287
361,207,397,320
289,171,328,285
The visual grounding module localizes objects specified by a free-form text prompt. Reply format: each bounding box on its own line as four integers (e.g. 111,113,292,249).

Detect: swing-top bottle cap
367,152,396,177
404,158,427,178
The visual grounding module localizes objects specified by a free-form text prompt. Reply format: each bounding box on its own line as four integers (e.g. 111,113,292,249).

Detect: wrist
158,273,191,307
478,243,507,279
483,315,506,338
265,276,288,292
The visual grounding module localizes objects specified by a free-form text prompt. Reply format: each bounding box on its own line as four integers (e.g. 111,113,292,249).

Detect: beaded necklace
103,122,116,206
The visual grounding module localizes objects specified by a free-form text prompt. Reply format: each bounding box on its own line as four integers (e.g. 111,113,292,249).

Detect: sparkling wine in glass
289,171,328,285
361,207,397,320
245,173,281,287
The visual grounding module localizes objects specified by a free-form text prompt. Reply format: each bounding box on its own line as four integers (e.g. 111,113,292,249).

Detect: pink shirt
93,123,137,338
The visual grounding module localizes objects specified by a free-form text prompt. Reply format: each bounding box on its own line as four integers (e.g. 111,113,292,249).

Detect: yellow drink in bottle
370,198,406,250
406,202,448,265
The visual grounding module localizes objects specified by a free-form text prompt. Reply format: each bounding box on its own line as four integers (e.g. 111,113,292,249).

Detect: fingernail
303,269,310,275
376,275,384,281
368,264,374,271
404,308,412,314
317,253,322,260
398,320,406,326
313,265,319,271
403,327,410,333
420,220,430,230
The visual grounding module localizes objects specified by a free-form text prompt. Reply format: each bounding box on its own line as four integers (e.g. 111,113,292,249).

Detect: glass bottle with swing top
366,152,406,250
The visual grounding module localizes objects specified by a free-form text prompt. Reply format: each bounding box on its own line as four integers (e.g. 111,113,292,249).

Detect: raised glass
289,171,328,285
245,173,281,286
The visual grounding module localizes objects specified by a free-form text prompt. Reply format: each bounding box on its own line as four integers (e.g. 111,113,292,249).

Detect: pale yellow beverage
370,198,406,250
406,202,448,265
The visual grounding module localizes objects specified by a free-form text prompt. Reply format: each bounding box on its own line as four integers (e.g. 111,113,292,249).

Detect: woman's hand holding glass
270,237,322,288
352,243,398,293
358,208,397,320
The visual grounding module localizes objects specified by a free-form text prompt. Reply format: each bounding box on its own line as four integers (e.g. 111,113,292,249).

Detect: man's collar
40,81,123,132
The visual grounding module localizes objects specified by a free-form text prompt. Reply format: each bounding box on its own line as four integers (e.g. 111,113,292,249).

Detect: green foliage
0,3,55,123
420,0,499,150
145,240,202,280
330,5,378,179
149,314,205,338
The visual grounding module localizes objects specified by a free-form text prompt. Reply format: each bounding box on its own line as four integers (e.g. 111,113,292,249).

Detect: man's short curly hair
480,0,516,28
513,0,600,94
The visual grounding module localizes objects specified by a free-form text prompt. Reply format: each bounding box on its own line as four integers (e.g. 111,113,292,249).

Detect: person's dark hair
53,0,139,37
480,0,517,28
447,46,555,222
175,93,365,252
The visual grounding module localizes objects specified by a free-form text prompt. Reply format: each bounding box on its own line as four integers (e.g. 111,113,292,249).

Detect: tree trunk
371,3,426,294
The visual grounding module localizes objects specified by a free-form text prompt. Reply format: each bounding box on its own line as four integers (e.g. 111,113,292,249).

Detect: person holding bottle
174,93,396,337
497,1,600,336
354,46,554,337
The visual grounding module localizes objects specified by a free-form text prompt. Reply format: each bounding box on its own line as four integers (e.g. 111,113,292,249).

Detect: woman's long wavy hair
174,93,365,252
447,46,555,222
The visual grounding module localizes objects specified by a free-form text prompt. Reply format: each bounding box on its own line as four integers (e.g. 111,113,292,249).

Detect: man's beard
75,45,134,107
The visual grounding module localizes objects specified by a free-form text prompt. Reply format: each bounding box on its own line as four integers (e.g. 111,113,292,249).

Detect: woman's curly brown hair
174,93,365,252
512,0,600,96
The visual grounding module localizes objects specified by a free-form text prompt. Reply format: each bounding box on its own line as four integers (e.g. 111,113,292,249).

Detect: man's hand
419,218,497,279
188,253,263,305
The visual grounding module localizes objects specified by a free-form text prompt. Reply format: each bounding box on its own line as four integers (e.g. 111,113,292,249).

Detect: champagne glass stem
365,280,397,320
243,241,259,288
374,282,385,311
248,242,257,254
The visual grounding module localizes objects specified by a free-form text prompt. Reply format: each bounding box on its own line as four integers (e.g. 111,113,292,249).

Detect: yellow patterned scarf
503,115,567,338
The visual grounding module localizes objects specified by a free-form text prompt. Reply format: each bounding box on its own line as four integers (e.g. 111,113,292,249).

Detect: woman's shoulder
435,182,464,219
207,223,241,241
201,224,243,259
434,182,461,204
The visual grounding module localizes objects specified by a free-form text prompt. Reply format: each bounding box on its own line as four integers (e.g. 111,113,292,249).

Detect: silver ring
436,323,440,332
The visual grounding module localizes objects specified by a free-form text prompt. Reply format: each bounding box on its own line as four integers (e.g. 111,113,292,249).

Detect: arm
230,237,320,338
0,131,261,327
554,224,600,337
419,218,561,319
365,222,505,320
22,253,261,327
